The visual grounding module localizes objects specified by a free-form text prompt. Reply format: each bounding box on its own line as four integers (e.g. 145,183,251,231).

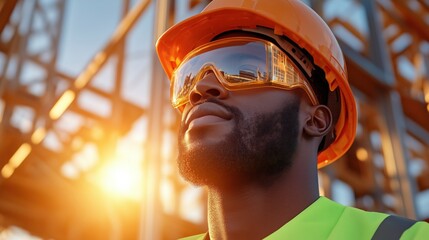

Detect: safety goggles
171,36,319,110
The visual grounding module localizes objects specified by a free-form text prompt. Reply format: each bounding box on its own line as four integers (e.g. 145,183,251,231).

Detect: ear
303,105,333,137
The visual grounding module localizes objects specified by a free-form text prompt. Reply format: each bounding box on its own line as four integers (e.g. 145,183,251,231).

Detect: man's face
177,72,301,188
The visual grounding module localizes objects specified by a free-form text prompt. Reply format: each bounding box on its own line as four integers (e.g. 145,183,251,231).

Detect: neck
206,161,319,240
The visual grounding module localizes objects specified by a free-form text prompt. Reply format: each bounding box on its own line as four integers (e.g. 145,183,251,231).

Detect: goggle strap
319,88,341,151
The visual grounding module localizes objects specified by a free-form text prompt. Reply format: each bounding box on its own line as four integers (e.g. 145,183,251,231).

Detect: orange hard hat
156,0,357,168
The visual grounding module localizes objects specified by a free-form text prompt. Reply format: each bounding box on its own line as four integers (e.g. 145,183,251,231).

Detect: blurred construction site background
0,0,428,239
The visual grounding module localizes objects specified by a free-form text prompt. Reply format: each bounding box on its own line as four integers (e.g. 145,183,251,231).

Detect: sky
58,0,155,107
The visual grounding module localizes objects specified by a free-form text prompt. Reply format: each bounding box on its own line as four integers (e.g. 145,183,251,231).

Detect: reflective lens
171,37,318,109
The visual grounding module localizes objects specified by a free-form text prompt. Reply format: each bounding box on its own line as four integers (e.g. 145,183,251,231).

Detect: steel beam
140,0,171,239
362,0,417,218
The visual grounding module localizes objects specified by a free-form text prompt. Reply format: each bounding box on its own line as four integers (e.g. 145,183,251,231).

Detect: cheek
299,113,307,130
230,89,300,113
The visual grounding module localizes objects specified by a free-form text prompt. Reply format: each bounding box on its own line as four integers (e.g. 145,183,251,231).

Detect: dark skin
179,49,333,239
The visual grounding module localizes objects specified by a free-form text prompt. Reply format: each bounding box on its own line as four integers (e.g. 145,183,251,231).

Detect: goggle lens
171,37,318,109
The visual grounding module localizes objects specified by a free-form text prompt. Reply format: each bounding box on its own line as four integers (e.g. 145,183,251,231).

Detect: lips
184,102,233,129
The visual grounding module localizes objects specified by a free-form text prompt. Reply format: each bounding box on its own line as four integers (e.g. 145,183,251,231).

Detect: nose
189,71,229,106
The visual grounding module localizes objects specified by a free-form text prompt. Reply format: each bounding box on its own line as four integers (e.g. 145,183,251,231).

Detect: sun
95,159,142,200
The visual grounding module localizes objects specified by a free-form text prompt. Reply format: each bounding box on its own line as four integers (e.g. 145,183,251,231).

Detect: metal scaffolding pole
140,0,171,239
362,0,417,218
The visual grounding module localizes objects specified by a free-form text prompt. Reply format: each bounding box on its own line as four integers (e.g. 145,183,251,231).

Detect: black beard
177,98,300,189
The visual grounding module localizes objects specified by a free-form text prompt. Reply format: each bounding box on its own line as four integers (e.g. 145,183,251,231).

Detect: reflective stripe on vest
371,215,417,240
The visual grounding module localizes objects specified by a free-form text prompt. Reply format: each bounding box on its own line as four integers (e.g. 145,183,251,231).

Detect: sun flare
95,160,142,200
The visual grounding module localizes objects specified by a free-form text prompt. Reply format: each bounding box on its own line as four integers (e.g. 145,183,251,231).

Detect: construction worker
156,0,429,239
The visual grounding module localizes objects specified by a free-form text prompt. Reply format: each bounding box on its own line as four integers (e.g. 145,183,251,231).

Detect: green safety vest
181,197,429,240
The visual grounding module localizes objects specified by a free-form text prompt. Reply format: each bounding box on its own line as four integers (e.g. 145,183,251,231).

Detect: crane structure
0,0,428,239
